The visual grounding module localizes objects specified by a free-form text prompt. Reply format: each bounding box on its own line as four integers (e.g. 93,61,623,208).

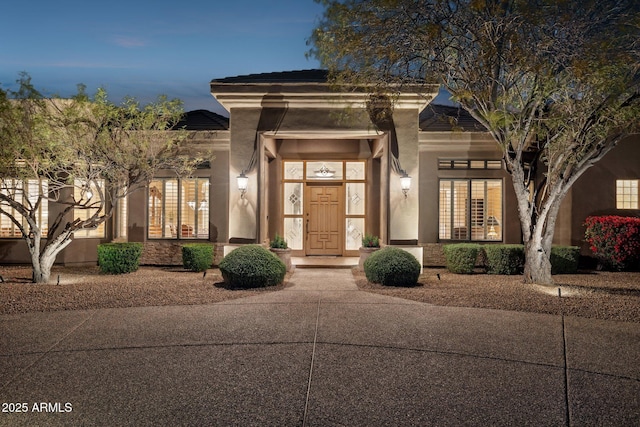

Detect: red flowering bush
584,216,640,271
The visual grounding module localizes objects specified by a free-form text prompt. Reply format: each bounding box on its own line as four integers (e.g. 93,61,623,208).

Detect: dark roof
212,69,329,84
419,104,486,132
173,109,229,131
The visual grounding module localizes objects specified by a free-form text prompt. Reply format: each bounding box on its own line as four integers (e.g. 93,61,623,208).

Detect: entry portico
210,70,438,256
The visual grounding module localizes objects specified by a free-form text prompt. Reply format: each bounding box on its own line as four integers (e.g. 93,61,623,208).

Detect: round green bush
182,243,214,272
97,243,143,274
443,244,481,274
219,245,286,288
363,246,421,286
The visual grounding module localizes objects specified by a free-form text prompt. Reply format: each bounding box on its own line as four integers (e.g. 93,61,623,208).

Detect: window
74,179,105,238
116,193,127,239
148,178,209,239
616,180,638,209
0,179,48,238
439,179,503,241
438,159,502,170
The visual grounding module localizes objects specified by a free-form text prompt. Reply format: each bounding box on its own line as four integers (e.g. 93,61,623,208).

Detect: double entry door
305,183,343,255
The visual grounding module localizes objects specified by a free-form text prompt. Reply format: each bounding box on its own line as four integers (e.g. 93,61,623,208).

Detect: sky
1,0,326,116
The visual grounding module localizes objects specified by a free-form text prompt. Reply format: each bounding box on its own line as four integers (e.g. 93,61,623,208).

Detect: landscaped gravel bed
0,266,288,315
1,265,638,323
356,268,640,323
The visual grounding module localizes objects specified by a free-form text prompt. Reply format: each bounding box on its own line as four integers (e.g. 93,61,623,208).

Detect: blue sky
1,0,325,115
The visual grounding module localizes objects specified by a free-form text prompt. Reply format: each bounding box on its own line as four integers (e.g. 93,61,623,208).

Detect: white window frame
616,179,639,209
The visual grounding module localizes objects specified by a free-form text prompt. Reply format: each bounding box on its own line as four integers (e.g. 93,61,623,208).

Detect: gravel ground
0,266,289,315
356,268,640,323
1,265,638,323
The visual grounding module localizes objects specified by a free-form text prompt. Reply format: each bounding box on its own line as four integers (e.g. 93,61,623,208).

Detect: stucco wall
568,135,640,253
418,132,521,245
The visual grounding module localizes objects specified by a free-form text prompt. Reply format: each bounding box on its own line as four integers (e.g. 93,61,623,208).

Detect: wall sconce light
400,171,412,198
237,172,248,199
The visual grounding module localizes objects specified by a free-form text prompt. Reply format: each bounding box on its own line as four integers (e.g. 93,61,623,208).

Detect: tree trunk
30,252,54,284
510,163,556,286
32,263,52,283
29,232,72,283
523,238,553,285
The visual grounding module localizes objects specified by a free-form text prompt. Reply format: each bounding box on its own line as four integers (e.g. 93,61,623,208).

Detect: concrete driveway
1,268,639,426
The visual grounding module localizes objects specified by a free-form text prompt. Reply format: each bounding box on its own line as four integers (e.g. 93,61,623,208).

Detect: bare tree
311,0,640,284
0,74,201,283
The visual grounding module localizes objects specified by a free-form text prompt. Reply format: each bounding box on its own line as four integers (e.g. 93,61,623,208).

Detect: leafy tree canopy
0,73,205,282
311,0,640,284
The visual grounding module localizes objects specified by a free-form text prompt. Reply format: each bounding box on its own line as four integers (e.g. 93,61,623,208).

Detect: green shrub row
363,246,421,286
182,243,214,272
443,244,580,275
549,246,581,275
219,244,286,288
97,243,143,274
484,245,525,275
442,244,481,274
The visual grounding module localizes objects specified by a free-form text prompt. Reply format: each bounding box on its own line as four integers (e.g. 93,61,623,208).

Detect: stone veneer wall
140,241,224,266
421,243,446,267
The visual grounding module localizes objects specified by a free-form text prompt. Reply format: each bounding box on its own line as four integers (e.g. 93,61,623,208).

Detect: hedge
97,243,143,274
182,243,214,272
483,244,525,275
219,245,286,288
363,246,421,286
550,246,580,274
443,244,481,274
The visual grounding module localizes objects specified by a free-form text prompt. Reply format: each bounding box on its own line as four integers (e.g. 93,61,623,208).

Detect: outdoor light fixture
400,171,412,198
237,172,249,199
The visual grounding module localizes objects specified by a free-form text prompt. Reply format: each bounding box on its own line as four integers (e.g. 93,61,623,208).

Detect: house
1,70,638,267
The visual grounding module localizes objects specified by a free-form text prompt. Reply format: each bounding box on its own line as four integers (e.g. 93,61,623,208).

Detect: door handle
306,219,309,238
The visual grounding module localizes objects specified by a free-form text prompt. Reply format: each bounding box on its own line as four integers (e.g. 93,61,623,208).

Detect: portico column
389,109,419,243
229,108,261,241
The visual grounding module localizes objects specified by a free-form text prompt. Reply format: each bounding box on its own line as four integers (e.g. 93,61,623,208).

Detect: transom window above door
284,161,366,181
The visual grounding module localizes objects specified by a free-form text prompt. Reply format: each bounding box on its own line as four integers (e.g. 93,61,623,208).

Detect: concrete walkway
1,268,639,426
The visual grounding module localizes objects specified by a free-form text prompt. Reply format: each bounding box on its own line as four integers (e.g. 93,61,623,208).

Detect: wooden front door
305,184,343,255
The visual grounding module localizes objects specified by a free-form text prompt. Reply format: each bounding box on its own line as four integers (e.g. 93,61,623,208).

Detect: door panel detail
306,185,343,255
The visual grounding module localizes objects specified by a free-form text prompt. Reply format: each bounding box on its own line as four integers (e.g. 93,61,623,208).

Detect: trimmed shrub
550,246,580,274
584,216,640,271
484,244,525,275
182,243,214,272
97,243,143,274
443,244,481,274
363,246,421,286
219,244,286,288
